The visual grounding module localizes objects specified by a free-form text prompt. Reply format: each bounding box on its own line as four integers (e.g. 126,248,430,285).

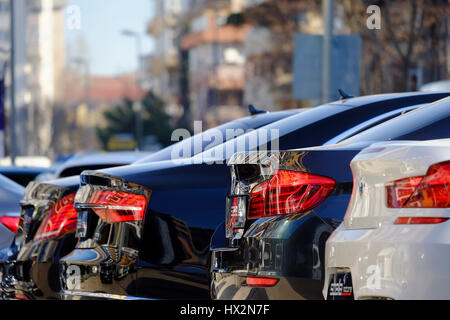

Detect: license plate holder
327,271,354,300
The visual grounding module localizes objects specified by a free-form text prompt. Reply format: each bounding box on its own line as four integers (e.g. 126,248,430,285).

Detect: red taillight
86,190,147,223
386,176,423,208
248,180,270,218
394,217,449,224
34,193,77,241
0,216,20,233
248,170,336,219
246,276,279,287
386,161,450,208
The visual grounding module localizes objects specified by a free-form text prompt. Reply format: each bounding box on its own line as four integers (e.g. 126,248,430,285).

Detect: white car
324,139,450,300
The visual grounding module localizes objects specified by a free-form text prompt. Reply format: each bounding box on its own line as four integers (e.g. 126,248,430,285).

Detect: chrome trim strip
60,290,157,300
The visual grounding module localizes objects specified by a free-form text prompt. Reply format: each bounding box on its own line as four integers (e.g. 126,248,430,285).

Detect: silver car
0,175,24,250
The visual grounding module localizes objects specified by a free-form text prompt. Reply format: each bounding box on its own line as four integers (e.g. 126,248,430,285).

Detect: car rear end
0,177,79,300
59,172,151,300
324,140,450,300
211,148,359,300
59,160,231,300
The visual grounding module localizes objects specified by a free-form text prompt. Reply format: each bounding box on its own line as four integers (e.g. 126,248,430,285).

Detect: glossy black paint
59,92,450,300
0,176,79,300
0,111,300,300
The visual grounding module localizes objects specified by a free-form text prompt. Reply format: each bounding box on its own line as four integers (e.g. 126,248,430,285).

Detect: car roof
134,108,306,164
192,92,450,162
55,151,152,178
0,166,53,174
328,91,450,107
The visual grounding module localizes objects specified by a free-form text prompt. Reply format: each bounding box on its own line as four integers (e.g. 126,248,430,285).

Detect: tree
232,0,449,100
342,0,449,93
97,91,174,151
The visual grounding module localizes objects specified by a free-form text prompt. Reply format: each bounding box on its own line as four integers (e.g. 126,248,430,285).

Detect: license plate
327,272,354,300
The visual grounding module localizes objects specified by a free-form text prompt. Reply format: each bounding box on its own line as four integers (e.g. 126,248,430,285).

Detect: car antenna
248,104,267,115
338,89,354,100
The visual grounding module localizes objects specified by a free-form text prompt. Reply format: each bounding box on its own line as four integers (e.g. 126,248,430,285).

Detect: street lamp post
72,57,91,149
9,0,17,165
322,0,334,104
121,29,144,150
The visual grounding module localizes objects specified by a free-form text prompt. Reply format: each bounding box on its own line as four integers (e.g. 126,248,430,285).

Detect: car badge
359,180,366,195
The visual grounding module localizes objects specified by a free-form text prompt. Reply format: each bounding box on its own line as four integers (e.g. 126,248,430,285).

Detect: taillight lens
394,217,449,224
246,276,279,287
0,216,20,233
85,190,148,223
386,161,450,208
34,193,77,241
248,170,336,219
386,176,424,208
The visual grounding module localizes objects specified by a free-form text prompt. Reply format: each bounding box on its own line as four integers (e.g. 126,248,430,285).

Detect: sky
66,0,155,76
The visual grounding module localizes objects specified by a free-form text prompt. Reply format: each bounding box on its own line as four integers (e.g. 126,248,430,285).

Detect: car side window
336,112,403,143
396,117,450,141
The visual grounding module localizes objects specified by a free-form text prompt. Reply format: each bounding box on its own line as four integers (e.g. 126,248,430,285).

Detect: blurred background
0,0,448,166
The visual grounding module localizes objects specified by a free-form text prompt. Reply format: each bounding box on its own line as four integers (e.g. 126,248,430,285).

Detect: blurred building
147,0,190,126
231,0,351,109
0,0,66,158
235,0,449,105
0,0,28,157
58,72,145,155
180,0,249,128
147,0,249,129
27,0,66,157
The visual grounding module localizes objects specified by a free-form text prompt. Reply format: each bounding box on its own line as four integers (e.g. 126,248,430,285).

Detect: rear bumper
211,215,335,300
324,222,450,300
59,247,140,299
211,270,323,300
0,260,61,300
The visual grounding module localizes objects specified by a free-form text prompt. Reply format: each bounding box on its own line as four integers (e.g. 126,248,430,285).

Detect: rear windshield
1,173,39,187
58,164,124,178
342,98,450,143
193,104,347,161
134,110,299,164
0,174,24,194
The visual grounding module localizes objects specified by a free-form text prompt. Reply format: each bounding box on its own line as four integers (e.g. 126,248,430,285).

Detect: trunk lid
343,139,450,230
18,183,67,246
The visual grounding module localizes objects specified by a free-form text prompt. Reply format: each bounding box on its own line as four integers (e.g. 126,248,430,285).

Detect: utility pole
122,30,144,150
72,57,91,150
322,0,334,104
9,0,17,165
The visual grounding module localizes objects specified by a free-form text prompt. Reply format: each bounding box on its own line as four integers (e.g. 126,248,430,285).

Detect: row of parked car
0,91,449,300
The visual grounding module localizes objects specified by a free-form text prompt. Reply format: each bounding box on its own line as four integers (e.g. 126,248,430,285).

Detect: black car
0,152,150,300
58,92,450,300
210,96,450,300
0,110,302,300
